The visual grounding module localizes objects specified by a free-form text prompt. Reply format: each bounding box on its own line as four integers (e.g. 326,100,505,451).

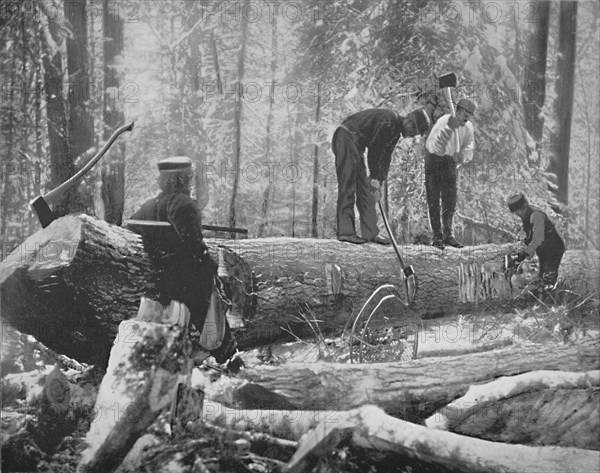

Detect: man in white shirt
424,98,476,249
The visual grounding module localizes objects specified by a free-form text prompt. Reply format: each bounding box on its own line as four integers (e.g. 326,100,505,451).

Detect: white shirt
425,114,475,162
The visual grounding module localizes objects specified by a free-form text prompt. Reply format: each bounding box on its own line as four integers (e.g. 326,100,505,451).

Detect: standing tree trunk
0,15,17,258
258,15,278,238
523,1,550,144
100,0,125,225
311,85,321,238
47,0,94,218
42,15,70,211
550,1,578,206
228,0,249,238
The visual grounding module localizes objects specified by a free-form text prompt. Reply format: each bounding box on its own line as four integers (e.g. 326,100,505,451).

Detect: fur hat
158,156,193,172
507,193,527,212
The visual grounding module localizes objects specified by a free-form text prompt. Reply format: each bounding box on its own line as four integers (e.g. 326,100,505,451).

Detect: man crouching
507,192,565,295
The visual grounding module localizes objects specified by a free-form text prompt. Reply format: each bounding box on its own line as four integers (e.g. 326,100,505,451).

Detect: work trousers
537,248,564,288
332,127,379,240
425,153,458,239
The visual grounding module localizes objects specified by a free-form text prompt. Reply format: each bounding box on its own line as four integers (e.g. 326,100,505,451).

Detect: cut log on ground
284,405,600,473
1,214,598,362
0,215,159,365
231,338,600,423
78,320,190,473
425,370,600,449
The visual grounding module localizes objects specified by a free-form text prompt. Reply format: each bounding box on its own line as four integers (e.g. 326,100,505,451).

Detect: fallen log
425,370,600,449
284,405,600,473
232,338,600,422
1,214,598,362
78,320,190,473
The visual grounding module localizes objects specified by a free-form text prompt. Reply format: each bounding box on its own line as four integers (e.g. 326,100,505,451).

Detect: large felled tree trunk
1,215,598,363
0,215,158,366
229,338,600,422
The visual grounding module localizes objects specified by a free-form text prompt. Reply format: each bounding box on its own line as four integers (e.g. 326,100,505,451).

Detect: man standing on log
424,98,476,249
127,156,242,372
507,193,566,294
332,107,432,244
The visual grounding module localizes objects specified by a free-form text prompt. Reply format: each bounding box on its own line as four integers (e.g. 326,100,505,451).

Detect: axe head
30,196,56,228
439,72,457,89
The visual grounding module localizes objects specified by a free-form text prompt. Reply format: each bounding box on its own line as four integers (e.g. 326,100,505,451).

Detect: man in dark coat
127,156,240,369
507,192,566,292
332,107,432,244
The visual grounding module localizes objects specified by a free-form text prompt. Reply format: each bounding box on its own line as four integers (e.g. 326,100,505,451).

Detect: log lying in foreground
1,214,598,363
232,338,600,422
425,370,600,449
0,215,159,365
78,321,190,473
284,405,600,473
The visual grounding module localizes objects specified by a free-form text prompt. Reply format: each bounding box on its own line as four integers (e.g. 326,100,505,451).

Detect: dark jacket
129,191,216,316
521,206,565,257
340,108,402,182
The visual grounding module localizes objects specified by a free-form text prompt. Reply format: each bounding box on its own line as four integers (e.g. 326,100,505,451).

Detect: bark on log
0,215,159,365
284,405,600,473
219,237,599,347
78,320,190,473
424,370,600,450
1,215,598,362
232,339,600,423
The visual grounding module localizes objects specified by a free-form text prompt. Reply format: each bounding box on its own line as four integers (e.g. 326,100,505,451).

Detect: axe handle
42,121,134,205
442,88,461,155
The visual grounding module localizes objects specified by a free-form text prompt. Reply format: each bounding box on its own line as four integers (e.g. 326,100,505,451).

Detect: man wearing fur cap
507,192,566,293
332,107,433,245
127,156,242,372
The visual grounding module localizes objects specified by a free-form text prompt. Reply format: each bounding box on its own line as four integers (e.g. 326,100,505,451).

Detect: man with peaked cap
424,97,477,249
506,192,565,293
127,156,242,372
332,107,432,245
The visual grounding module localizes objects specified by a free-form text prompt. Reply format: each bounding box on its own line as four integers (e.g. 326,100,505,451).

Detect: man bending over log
127,156,243,372
332,106,433,245
506,192,566,295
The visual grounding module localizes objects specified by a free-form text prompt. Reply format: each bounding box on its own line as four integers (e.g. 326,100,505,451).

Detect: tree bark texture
233,338,599,423
523,0,550,143
100,0,126,225
285,405,600,473
550,0,578,205
0,215,159,365
425,370,599,450
1,215,598,363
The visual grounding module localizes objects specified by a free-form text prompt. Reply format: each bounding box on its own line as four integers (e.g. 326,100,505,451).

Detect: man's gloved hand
515,250,528,263
369,179,382,201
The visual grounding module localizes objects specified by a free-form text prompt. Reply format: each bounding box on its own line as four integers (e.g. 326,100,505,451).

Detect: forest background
0,0,598,256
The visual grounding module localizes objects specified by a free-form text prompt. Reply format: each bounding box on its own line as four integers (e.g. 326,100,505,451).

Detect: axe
30,121,134,228
438,72,461,154
377,200,416,305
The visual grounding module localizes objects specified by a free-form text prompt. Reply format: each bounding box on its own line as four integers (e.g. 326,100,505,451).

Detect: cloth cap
158,156,193,172
507,193,527,212
457,98,476,115
407,108,431,135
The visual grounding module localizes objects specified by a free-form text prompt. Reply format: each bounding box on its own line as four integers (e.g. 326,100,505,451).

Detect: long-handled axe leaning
30,121,135,228
377,200,416,305
438,72,461,154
